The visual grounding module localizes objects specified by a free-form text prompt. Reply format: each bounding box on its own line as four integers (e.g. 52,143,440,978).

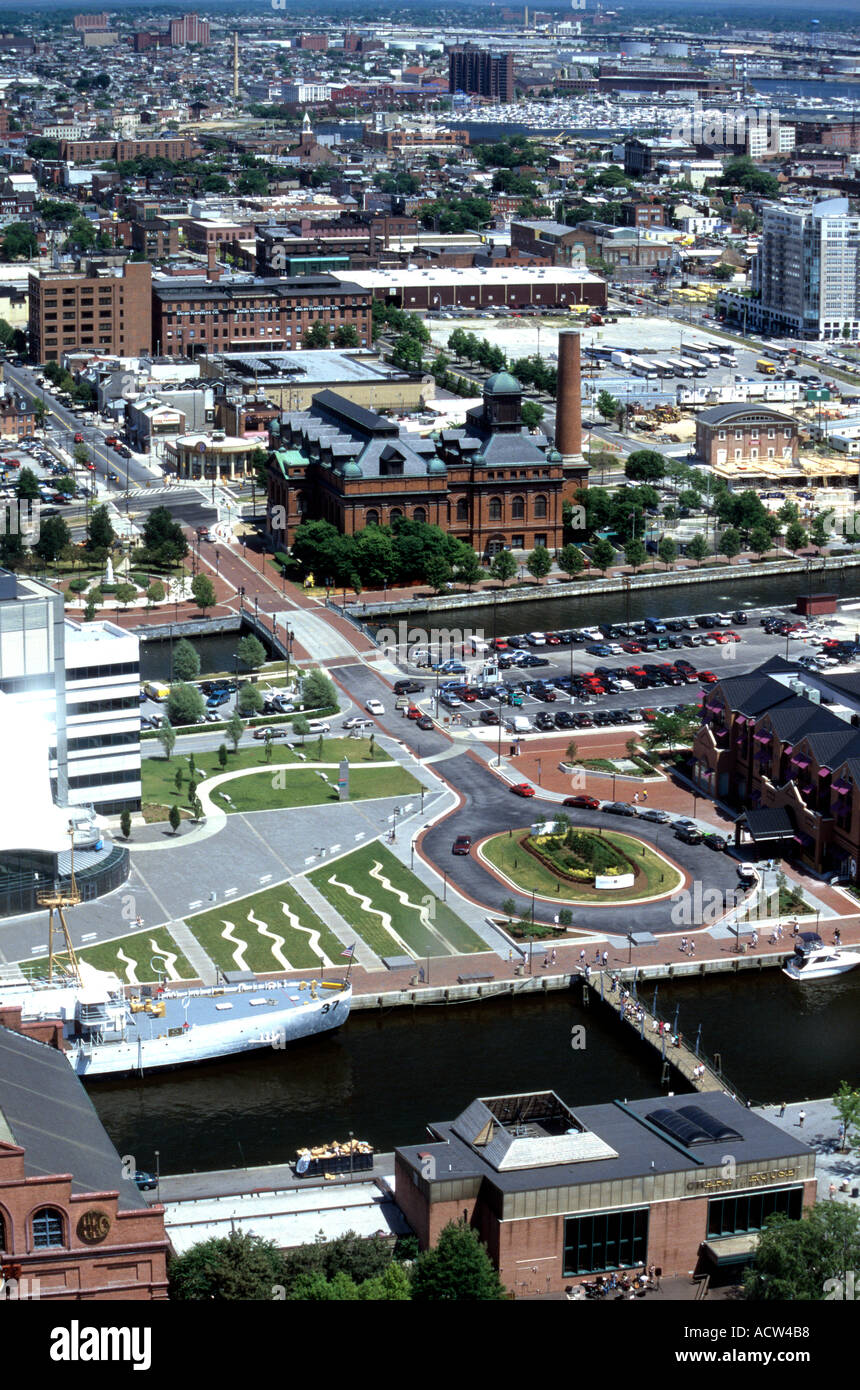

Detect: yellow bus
756,359,777,375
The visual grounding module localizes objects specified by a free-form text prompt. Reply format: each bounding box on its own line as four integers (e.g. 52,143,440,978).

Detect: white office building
748,198,860,341
0,571,140,816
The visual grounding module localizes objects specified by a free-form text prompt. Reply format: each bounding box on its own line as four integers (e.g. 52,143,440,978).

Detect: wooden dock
581,968,743,1100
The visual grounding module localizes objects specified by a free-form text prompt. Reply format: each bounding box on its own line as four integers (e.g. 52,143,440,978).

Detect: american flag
341,944,355,957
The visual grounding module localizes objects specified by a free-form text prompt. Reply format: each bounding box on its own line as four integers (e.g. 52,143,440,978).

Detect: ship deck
124,979,350,1033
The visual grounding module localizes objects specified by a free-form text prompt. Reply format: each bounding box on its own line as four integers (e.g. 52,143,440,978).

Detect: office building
748,198,860,341
448,44,514,103
169,12,210,46
395,1090,815,1295
28,260,153,363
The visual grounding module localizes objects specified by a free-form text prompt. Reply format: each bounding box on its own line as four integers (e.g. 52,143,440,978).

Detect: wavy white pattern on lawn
148,939,181,981
326,874,414,957
367,861,459,954
279,902,334,967
115,948,139,984
247,909,291,971
220,919,249,971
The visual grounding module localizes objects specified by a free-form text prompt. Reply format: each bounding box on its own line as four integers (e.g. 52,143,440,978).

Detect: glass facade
706,1186,804,1239
563,1206,649,1275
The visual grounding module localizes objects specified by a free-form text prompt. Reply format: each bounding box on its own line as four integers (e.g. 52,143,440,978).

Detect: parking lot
390,605,860,738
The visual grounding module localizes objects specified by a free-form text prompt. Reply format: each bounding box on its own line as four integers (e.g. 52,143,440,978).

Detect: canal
89,967,860,1176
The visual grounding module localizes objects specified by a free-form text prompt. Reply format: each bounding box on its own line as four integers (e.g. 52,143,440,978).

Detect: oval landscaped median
477,823,684,905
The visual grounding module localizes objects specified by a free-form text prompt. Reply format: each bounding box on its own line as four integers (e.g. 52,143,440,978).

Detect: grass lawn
309,843,485,958
187,883,347,973
208,764,420,813
26,927,194,985
142,737,391,810
481,829,682,903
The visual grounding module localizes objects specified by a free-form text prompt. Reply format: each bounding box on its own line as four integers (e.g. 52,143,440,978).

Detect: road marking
224,886,237,896
330,844,341,853
355,831,364,840
259,873,272,884
80,933,98,942
304,856,315,865
188,899,203,909
31,945,43,953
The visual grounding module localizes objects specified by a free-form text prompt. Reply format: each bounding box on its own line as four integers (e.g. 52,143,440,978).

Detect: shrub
68,576,88,593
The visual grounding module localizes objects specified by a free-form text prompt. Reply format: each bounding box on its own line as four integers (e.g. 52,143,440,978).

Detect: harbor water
89,968,860,1176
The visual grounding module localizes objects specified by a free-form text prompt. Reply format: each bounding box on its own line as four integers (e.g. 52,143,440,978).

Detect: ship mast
37,823,83,984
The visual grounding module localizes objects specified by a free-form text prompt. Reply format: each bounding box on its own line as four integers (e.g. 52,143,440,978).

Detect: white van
527,632,547,646
468,636,490,656
507,715,533,734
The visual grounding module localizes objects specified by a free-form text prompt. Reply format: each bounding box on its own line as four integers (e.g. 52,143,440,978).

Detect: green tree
172,638,201,682
686,534,710,566
591,537,616,574
526,545,553,584
785,521,808,553
424,555,452,594
624,538,647,572
119,809,132,839
146,580,166,607
236,634,267,671
87,504,115,553
305,321,331,349
34,513,70,563
238,683,264,716
489,550,517,587
1,223,37,260
749,527,772,558
168,804,181,836
719,527,742,559
174,766,184,793
156,723,176,760
115,581,137,610
191,573,216,612
167,682,205,728
15,467,40,501
744,1202,860,1301
226,710,245,753
657,536,677,569
411,1222,507,1301
596,389,620,422
302,669,338,711
0,529,26,571
558,543,585,579
521,400,545,431
334,324,360,348
293,714,310,747
143,505,188,562
218,743,228,770
453,547,482,591
833,1082,860,1154
169,1230,289,1300
625,449,665,483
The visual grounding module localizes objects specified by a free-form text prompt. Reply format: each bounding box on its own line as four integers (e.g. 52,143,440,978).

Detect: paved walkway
754,1099,860,1203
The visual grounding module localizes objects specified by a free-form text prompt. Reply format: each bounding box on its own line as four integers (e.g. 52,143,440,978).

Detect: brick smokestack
556,329,582,459
207,245,221,282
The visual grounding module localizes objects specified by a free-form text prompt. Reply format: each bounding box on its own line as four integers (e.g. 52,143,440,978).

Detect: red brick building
266,373,574,556
28,260,153,363
152,273,372,358
694,403,799,469
0,1026,168,1300
395,1090,816,1296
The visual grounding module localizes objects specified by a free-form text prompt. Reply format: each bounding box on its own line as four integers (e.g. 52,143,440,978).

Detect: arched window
413,507,427,523
390,508,403,523
32,1208,64,1249
511,494,525,520
488,496,502,521
534,494,548,519
0,1209,7,1252
365,509,379,527
456,498,468,522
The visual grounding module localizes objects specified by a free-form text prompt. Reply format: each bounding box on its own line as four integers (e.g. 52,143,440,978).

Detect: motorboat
782,944,860,981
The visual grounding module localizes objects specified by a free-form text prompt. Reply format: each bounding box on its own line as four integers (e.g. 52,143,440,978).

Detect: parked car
563,794,600,810
510,782,536,797
702,832,727,851
416,716,434,730
603,802,637,817
639,808,671,824
674,824,703,844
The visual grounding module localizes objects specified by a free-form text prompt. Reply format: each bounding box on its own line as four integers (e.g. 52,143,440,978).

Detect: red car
73,432,84,444
699,671,718,684
707,631,730,644
406,705,421,720
461,689,477,702
490,638,509,651
452,836,472,855
563,794,600,810
640,708,657,722
723,631,741,642
546,635,561,646
105,435,118,447
511,783,536,797
622,641,642,653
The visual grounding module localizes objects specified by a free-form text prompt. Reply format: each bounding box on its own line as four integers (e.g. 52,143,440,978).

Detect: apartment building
169,12,210,45
151,274,372,357
28,261,153,363
60,138,196,163
448,44,514,102
747,198,860,341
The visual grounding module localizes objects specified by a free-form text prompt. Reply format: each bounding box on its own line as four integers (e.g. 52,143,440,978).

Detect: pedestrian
689,941,695,957
680,936,688,953
834,927,842,946
751,930,758,949
829,1183,836,1199
799,1109,806,1128
543,954,549,969
778,1101,786,1118
642,791,648,802
508,949,513,964
602,950,608,967
633,792,639,805
551,948,557,965
579,948,586,965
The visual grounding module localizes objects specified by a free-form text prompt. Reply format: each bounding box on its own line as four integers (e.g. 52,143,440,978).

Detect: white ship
782,947,860,982
0,963,352,1077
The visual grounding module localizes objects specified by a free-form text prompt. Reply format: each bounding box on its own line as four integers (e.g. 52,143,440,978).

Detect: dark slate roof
800,727,860,768
396,1092,813,1194
766,698,838,743
819,671,860,703
0,1027,147,1211
313,390,399,436
713,672,795,716
743,806,796,840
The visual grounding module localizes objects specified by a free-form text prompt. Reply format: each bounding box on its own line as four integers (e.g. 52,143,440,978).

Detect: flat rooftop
211,349,407,385
333,266,604,290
